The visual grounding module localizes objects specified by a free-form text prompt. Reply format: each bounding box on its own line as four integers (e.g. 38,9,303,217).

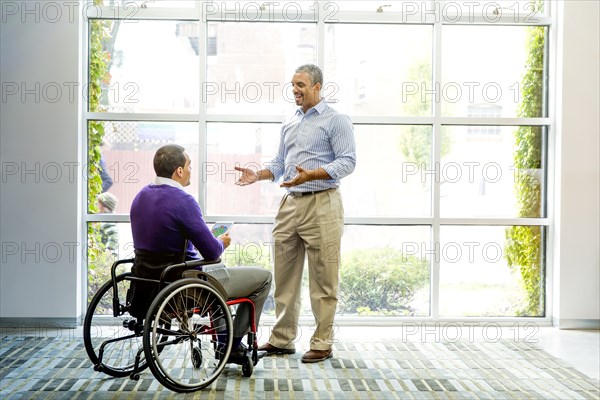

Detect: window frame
83,0,554,324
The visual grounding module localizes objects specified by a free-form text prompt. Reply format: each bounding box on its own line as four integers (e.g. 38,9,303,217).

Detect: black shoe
258,342,296,355
257,350,267,359
227,343,249,364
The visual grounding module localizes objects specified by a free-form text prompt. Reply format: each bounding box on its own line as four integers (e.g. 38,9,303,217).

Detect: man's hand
218,233,231,249
280,166,313,188
234,166,259,186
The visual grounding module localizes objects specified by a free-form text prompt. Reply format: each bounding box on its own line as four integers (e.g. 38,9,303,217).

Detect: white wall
0,2,82,326
0,1,598,328
553,0,600,328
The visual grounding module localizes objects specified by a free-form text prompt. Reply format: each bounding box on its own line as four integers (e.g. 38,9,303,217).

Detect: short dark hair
295,64,323,86
153,144,186,178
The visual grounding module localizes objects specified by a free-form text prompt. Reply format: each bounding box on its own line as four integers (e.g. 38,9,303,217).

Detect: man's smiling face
291,71,321,113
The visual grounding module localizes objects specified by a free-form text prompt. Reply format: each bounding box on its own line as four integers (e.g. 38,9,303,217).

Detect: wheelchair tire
143,278,234,393
242,355,253,377
191,346,202,368
83,272,148,377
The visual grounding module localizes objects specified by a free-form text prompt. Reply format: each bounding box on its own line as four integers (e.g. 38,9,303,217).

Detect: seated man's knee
261,268,273,289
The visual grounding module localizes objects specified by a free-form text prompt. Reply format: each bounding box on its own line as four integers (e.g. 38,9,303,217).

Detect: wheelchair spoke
154,326,186,338
83,272,148,377
144,280,233,392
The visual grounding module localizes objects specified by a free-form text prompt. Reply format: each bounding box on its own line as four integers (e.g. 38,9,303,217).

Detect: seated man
129,144,272,359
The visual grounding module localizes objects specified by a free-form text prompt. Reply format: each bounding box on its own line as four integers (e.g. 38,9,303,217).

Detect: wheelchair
83,257,260,393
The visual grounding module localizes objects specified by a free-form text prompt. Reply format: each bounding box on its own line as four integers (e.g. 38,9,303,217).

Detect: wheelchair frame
83,257,259,393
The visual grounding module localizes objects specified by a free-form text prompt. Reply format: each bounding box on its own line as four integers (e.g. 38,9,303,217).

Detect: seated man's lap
223,266,272,300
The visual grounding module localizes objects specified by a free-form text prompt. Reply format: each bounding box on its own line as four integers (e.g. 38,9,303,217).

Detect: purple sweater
130,184,224,261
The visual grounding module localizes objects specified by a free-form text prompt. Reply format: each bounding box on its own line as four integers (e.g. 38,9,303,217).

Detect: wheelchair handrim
149,281,233,389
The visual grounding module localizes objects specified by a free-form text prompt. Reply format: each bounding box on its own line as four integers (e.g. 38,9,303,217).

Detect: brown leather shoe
258,342,296,355
301,348,333,363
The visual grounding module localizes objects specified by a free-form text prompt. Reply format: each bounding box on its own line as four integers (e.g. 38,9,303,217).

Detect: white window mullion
544,0,558,322
85,5,199,21
198,9,208,213
431,6,444,320
316,1,326,69
84,112,200,122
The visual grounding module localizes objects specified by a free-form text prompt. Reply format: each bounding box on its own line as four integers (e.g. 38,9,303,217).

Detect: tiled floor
535,327,600,380
336,325,600,380
3,322,598,380
257,322,599,381
1,323,598,399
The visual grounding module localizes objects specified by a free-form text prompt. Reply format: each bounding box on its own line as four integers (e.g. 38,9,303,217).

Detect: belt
288,188,333,197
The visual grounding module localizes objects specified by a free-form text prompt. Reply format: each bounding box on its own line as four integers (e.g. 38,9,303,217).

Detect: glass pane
207,127,426,218
86,222,433,318
223,224,431,318
336,1,433,12
86,222,277,312
201,0,318,15
325,24,433,116
87,222,134,303
89,121,199,213
206,123,282,216
218,223,275,317
90,20,199,113
445,1,546,17
439,226,545,317
206,123,433,217
99,0,194,7
206,22,316,115
344,125,433,217
340,225,431,317
442,25,547,118
440,126,545,218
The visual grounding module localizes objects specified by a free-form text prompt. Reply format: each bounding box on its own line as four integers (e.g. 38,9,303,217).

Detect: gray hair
295,64,323,86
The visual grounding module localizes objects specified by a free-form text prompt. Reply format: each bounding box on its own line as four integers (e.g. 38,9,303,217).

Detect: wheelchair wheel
83,273,148,377
143,278,233,393
242,355,253,377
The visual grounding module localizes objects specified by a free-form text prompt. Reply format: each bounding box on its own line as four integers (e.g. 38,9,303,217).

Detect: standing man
235,64,356,363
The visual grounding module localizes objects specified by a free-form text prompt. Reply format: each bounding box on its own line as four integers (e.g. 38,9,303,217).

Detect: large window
85,0,551,320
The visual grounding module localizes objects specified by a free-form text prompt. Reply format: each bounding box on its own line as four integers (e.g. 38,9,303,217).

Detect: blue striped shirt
267,101,356,192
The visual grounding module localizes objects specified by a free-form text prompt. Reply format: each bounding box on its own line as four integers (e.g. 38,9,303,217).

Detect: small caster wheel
192,346,202,368
242,356,253,377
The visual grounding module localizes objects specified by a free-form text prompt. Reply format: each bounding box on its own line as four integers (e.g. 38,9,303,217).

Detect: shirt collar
296,100,327,116
153,176,184,190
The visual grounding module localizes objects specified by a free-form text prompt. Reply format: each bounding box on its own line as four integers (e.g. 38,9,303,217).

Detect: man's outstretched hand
280,166,312,188
234,166,259,186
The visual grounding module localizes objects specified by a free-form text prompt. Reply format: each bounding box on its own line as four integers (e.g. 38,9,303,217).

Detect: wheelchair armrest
109,258,134,317
159,258,222,285
181,269,228,300
110,258,134,277
110,258,134,285
183,258,222,269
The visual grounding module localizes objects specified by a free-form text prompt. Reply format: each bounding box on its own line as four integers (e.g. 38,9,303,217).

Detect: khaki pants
268,189,344,351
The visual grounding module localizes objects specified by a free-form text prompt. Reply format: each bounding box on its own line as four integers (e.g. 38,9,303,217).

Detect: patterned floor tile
0,337,598,399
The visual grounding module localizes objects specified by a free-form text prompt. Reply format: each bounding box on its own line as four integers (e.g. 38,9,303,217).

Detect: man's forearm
309,167,332,181
258,169,275,181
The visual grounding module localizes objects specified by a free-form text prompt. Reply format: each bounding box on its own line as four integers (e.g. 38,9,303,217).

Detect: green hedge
338,247,429,316
504,23,546,317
